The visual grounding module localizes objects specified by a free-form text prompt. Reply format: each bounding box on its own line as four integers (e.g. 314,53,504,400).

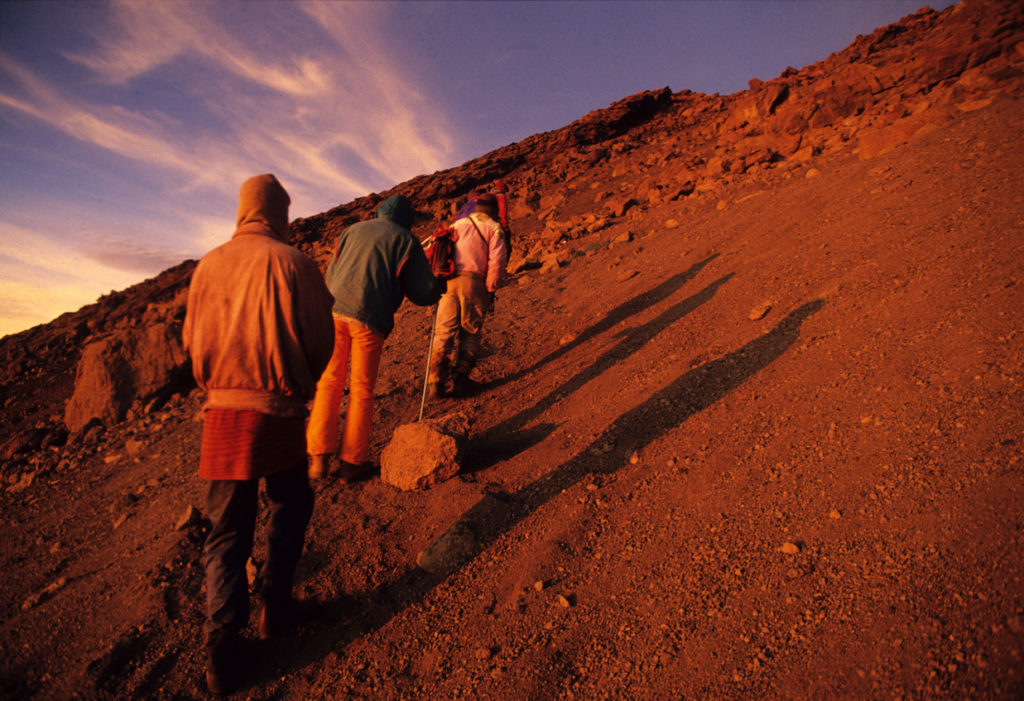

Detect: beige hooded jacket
183,174,334,417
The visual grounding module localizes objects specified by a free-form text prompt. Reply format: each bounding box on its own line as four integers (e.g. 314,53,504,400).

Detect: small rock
534,580,545,591
779,542,801,555
828,509,842,519
475,647,493,661
748,303,772,321
246,557,260,589
7,471,36,494
606,196,638,218
175,505,200,531
556,594,572,608
21,577,67,611
806,168,821,178
616,269,639,283
629,451,640,465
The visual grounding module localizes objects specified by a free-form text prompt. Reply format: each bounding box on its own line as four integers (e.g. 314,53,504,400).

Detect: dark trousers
203,461,314,641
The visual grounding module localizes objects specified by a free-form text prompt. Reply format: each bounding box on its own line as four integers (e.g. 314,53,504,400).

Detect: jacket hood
375,194,414,230
236,174,291,239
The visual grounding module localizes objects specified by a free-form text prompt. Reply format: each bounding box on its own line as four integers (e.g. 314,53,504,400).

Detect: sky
0,0,956,338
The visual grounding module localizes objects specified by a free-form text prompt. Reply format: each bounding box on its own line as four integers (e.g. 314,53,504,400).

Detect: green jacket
325,196,443,337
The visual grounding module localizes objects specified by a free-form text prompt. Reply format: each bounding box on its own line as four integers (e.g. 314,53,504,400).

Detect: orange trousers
306,316,384,464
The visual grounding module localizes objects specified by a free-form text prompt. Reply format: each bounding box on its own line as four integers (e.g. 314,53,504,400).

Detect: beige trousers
428,273,489,383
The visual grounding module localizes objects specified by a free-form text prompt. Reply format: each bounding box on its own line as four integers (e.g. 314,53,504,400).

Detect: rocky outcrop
64,290,190,434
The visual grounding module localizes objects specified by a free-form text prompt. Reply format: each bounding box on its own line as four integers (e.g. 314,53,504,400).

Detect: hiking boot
308,453,330,480
258,596,291,640
337,460,375,485
205,632,240,695
450,374,482,398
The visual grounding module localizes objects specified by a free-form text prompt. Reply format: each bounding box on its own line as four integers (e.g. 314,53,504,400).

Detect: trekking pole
418,303,439,422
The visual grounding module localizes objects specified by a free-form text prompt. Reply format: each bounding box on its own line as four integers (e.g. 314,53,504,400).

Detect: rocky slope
1,0,1023,698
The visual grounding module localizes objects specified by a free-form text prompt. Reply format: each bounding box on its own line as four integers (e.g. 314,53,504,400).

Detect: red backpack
422,224,458,280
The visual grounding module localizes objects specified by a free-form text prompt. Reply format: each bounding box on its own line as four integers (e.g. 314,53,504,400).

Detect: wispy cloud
0,55,197,173
64,1,334,96
0,221,148,336
0,0,463,335
1,1,456,209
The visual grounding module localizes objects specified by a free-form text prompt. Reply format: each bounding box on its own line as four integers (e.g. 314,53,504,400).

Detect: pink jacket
452,212,509,292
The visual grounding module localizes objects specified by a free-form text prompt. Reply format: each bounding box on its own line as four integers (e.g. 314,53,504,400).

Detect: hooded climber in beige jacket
183,173,333,695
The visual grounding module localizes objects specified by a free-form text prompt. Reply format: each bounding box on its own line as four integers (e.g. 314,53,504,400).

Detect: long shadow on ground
270,298,825,690
485,254,719,390
467,272,734,473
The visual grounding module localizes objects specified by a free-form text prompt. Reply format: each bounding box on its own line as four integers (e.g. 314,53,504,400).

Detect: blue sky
0,0,955,337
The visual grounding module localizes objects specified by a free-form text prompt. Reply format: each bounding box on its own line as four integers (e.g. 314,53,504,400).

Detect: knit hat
375,194,415,230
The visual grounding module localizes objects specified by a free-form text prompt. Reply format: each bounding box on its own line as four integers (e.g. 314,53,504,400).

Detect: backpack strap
466,214,488,246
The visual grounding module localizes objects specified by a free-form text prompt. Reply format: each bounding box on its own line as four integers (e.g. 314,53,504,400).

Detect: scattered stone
556,594,573,608
605,196,639,218
828,509,842,519
748,302,772,321
670,180,696,199
175,505,201,531
7,471,36,494
779,542,801,555
21,577,67,611
246,557,259,589
534,580,545,591
957,97,994,112
616,269,639,283
509,255,542,274
805,168,821,178
540,251,565,274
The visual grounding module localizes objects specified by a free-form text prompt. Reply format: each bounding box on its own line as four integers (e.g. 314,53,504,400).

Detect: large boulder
64,297,189,434
380,413,470,491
